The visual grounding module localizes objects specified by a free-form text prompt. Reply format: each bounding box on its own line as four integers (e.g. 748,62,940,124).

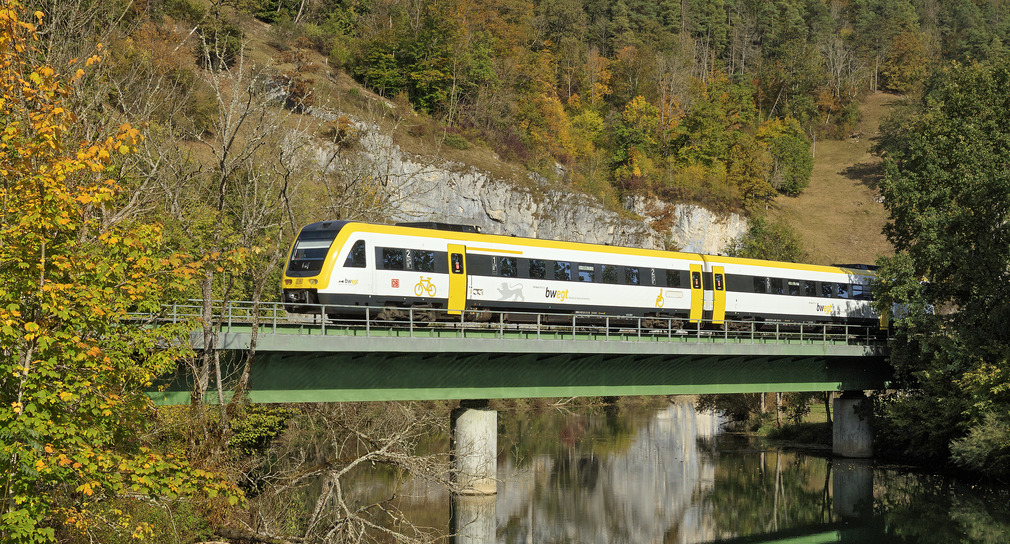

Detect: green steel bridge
149,301,892,405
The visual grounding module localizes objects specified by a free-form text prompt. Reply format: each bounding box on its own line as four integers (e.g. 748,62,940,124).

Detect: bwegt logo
545,287,569,302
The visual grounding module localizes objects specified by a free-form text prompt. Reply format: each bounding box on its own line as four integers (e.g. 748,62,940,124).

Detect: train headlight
309,279,318,285
284,279,292,285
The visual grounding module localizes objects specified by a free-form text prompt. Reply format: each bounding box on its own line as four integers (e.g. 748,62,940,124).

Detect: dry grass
767,92,899,266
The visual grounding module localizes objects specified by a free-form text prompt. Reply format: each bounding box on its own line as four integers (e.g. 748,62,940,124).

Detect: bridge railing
145,300,888,347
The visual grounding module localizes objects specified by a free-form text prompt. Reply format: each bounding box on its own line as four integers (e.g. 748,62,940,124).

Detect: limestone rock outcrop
319,121,748,254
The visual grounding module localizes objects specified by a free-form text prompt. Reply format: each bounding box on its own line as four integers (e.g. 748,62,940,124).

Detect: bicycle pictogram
415,276,436,297
655,289,665,308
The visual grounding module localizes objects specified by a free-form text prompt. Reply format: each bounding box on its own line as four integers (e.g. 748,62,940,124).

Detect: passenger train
281,220,880,327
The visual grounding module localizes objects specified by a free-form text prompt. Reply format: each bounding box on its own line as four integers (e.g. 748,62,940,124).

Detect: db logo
391,279,400,288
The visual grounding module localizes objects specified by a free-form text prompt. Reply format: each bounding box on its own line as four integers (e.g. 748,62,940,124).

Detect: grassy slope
768,92,898,266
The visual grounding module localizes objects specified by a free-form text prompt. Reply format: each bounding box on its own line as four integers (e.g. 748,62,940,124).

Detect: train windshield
287,221,346,276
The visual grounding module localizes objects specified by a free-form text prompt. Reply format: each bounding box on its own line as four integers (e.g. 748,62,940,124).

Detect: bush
443,132,470,150
950,412,1010,477
723,217,806,262
196,19,244,69
163,0,205,22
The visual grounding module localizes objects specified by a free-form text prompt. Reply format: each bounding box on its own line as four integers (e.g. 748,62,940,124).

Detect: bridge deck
149,302,891,404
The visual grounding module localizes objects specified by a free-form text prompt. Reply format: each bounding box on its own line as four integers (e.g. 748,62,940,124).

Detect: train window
602,265,619,284
529,259,546,279
382,248,404,270
578,264,595,282
344,240,366,268
451,253,464,274
852,284,871,300
501,257,518,277
837,283,849,299
714,273,724,291
821,283,833,298
692,271,702,289
771,278,784,294
554,261,571,281
625,267,640,285
666,270,681,288
753,277,769,293
414,250,435,272
805,281,817,296
788,281,801,296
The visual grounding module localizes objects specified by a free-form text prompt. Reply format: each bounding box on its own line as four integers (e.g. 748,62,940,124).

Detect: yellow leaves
77,482,95,496
23,321,39,340
59,391,73,402
11,401,22,414
35,459,45,470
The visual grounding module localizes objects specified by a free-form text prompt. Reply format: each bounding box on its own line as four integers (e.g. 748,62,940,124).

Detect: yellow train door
712,265,726,325
447,244,467,315
689,264,703,323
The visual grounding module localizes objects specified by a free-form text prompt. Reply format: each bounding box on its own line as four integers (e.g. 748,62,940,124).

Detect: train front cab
282,220,350,311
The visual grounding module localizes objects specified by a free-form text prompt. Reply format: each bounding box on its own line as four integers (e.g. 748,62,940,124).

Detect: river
357,398,1010,543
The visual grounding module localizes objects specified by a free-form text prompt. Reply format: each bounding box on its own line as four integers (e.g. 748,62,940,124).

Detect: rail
141,301,889,348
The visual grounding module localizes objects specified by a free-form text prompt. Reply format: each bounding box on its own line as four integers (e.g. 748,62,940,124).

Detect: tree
872,60,1010,471
756,116,813,195
848,0,918,92
723,217,806,262
0,4,238,541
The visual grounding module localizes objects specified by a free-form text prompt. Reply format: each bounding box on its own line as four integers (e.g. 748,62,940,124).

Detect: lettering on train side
545,288,569,302
816,304,834,314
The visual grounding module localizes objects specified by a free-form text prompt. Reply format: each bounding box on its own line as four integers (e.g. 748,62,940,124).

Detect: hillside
769,92,896,266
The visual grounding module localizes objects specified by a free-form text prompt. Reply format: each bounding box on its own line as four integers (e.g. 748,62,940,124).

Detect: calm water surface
363,400,1010,543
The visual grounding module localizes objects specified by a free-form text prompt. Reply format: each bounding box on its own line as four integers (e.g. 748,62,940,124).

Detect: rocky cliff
321,121,748,254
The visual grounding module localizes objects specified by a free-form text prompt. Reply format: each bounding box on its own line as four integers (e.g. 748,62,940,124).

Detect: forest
2,0,1010,542
246,0,1008,210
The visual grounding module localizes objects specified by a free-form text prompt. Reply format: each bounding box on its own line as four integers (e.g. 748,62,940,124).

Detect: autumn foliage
0,3,239,541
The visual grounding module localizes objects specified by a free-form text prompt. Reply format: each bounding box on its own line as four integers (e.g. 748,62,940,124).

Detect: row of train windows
476,254,683,286
345,242,870,299
752,277,870,299
351,243,684,286
514,258,678,286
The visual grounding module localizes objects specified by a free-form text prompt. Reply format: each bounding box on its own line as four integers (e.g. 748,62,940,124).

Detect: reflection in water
365,399,1010,543
497,400,724,543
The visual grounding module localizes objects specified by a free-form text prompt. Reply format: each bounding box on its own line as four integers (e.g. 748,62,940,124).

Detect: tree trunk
824,392,832,425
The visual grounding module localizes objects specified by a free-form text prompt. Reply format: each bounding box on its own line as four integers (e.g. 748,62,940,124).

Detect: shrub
443,132,470,150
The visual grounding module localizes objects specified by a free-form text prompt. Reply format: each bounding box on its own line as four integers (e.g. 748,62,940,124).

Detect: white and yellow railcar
281,221,878,326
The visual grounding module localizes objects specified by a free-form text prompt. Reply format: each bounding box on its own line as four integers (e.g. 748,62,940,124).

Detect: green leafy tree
724,217,806,262
756,116,813,196
0,5,239,541
872,60,1010,471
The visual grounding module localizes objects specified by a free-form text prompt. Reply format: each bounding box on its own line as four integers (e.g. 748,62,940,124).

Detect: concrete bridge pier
450,400,497,495
833,391,873,458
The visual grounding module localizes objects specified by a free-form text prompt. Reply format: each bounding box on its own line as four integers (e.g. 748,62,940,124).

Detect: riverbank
754,402,833,449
